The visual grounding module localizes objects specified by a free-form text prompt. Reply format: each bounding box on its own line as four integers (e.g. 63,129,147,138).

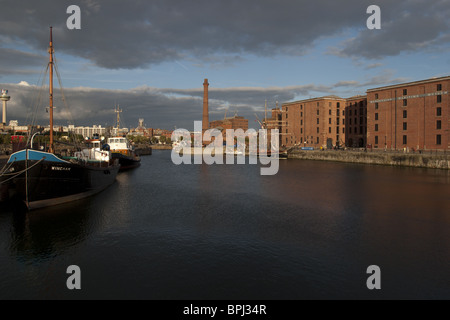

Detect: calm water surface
1,150,449,299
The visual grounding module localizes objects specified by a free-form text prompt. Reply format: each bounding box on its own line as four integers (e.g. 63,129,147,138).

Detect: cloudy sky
0,0,449,130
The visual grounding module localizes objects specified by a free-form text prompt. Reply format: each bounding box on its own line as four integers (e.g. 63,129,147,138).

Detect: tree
0,133,11,145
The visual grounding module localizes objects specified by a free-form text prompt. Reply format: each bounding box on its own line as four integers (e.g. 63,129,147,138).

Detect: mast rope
0,157,46,184
53,53,80,151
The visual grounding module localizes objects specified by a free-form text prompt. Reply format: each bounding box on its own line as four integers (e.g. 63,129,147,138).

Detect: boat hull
112,152,141,171
5,151,119,210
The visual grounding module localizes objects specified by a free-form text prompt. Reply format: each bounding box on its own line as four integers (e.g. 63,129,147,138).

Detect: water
1,150,449,299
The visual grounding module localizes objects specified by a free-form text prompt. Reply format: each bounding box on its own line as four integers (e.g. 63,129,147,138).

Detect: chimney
202,79,209,134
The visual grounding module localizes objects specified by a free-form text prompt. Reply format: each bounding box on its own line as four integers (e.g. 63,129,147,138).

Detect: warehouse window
375,136,378,144
329,127,331,133
437,95,442,103
437,84,442,91
375,102,379,110
437,135,442,145
329,118,331,124
403,110,407,119
375,124,378,132
375,93,379,99
403,135,407,144
403,122,407,130
403,89,407,96
437,120,441,130
437,107,442,116
403,99,407,106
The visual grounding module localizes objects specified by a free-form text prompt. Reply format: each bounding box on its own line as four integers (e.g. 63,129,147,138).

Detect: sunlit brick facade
367,76,449,151
281,96,346,148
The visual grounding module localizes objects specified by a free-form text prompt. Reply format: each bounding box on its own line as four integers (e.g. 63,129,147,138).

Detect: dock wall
288,150,450,170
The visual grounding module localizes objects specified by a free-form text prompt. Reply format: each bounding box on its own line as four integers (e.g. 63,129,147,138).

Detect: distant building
69,125,107,138
8,120,29,132
209,114,249,132
366,76,449,151
129,118,153,137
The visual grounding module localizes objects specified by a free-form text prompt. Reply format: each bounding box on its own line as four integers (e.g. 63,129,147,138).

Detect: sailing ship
0,27,120,210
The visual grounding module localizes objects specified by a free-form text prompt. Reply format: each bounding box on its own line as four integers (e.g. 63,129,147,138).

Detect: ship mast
115,105,122,130
48,27,54,153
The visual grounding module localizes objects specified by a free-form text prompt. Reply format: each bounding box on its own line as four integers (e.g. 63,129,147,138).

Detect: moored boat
107,136,141,171
0,27,120,210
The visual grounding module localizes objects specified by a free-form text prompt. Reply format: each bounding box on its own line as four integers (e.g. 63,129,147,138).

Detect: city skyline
0,0,449,130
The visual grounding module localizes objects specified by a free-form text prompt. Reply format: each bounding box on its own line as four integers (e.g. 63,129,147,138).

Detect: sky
0,0,449,131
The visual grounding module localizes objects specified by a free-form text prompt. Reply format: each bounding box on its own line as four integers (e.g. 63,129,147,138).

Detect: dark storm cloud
1,70,413,131
2,0,445,70
332,0,450,59
0,48,45,76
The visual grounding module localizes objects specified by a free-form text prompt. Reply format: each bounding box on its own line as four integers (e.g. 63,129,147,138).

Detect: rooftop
366,76,450,92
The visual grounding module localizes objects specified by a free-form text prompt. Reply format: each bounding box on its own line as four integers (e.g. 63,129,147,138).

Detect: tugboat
0,27,120,210
107,136,141,171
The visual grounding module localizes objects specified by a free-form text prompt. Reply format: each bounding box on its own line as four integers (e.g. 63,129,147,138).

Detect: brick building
366,76,449,151
345,95,367,148
209,115,249,132
281,96,347,148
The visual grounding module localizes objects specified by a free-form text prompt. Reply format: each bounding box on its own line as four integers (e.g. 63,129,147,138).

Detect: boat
0,27,120,210
107,136,141,171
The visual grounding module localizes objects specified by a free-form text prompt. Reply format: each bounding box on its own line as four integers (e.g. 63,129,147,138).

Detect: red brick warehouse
366,76,449,151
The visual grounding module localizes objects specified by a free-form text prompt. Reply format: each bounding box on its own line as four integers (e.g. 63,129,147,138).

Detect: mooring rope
0,158,46,184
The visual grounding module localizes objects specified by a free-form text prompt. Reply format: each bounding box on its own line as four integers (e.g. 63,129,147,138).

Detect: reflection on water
8,199,95,262
0,150,449,299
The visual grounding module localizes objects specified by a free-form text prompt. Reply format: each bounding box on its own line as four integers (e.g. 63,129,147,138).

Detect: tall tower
1,89,11,126
202,79,209,133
